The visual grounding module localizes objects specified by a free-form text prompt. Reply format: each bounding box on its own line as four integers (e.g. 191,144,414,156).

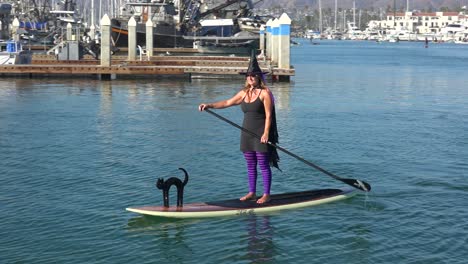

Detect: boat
385,29,415,42
0,40,32,64
0,3,12,40
186,19,259,54
438,22,468,42
346,22,365,40
0,0,84,49
110,0,264,52
111,1,192,48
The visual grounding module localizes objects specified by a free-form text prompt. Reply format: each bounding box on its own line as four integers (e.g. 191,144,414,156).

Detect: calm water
1,40,467,263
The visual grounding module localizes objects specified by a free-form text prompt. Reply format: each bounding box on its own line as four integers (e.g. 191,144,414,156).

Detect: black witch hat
241,50,269,76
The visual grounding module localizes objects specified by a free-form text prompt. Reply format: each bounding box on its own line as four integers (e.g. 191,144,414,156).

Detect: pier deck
0,54,294,80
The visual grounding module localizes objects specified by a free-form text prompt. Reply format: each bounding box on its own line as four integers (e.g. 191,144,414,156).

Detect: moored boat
110,0,264,52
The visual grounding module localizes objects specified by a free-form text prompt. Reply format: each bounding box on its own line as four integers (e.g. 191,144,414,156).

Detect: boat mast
99,0,102,23
343,9,346,31
334,0,337,31
352,0,355,25
318,0,322,33
91,0,94,27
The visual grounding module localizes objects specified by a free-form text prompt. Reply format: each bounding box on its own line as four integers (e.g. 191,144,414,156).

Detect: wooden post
100,14,111,67
128,16,137,61
146,19,153,58
278,13,291,70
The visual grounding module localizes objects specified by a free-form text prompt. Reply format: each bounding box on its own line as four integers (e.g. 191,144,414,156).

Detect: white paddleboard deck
126,188,357,218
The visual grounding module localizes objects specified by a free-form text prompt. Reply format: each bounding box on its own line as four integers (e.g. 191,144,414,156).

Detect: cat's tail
178,167,189,186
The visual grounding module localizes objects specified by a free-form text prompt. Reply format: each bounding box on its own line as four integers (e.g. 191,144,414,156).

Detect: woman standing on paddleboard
198,52,280,204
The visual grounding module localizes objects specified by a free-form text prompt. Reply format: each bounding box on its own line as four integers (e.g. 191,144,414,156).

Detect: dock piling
66,23,73,41
266,19,272,60
259,25,265,58
128,16,137,61
271,19,279,64
146,19,154,59
100,14,111,69
12,18,19,42
89,24,96,40
278,13,291,82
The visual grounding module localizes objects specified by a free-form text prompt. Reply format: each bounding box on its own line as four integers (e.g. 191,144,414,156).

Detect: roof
200,19,234,27
387,12,461,17
442,12,460,16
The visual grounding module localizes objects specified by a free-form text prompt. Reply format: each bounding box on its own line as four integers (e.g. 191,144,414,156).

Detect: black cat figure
156,168,189,207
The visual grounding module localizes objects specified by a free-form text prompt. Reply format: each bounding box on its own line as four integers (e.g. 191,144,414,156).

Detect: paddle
204,109,371,192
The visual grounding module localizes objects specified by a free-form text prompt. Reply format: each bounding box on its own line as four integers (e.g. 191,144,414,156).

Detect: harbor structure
1,13,294,81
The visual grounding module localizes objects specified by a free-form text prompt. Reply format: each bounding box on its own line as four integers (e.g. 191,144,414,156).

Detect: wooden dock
0,53,295,81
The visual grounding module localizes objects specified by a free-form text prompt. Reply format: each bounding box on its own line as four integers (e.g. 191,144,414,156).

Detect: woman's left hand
261,133,269,144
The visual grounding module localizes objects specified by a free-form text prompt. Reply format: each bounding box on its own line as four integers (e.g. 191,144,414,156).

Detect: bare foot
256,194,271,204
240,192,256,201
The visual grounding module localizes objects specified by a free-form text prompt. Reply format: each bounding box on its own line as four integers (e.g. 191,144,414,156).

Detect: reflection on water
270,82,292,111
126,216,195,262
244,215,276,263
126,215,182,230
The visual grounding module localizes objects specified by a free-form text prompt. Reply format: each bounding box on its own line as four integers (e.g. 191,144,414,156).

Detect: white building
370,11,467,34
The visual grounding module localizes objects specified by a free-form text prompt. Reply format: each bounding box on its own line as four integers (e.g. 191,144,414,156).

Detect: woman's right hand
198,103,210,111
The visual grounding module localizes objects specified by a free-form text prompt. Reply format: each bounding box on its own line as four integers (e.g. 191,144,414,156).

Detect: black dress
240,96,268,153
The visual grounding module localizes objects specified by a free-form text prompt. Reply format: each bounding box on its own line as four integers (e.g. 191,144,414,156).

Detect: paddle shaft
204,109,371,192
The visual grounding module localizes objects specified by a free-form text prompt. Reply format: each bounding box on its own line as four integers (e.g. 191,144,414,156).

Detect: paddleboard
126,188,357,219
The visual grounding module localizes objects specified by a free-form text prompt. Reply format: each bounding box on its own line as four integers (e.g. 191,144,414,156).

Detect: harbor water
1,40,467,263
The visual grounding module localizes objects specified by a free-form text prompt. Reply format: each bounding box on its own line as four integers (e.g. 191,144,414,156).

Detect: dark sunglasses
246,73,258,77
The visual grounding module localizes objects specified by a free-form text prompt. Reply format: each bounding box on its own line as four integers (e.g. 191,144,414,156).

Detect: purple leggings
243,151,272,195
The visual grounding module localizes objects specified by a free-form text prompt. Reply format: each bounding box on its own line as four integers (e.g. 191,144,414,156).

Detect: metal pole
319,0,322,33
353,0,356,25
334,0,337,31
91,0,94,27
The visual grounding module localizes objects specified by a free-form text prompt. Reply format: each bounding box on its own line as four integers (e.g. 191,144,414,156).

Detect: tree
440,6,450,12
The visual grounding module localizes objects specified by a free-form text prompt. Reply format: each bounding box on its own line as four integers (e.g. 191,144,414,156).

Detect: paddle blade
341,178,372,192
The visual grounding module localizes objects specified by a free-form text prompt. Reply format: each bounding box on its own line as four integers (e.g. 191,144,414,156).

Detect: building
369,11,467,34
